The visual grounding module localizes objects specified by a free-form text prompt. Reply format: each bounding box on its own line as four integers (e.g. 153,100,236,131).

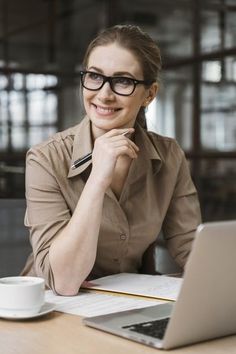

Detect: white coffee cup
0,276,45,316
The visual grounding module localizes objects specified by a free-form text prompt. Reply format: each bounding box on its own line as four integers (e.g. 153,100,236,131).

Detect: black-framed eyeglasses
80,70,152,96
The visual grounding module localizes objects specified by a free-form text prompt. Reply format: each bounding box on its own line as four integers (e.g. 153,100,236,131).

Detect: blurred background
0,0,236,275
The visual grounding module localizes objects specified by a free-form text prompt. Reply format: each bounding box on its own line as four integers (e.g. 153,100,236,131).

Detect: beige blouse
22,116,201,290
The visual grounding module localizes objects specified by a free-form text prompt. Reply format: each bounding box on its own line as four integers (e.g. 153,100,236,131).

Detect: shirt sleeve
24,146,71,291
162,145,202,269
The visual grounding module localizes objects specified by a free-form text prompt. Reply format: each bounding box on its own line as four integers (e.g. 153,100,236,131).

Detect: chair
0,199,31,277
141,231,182,275
155,232,182,275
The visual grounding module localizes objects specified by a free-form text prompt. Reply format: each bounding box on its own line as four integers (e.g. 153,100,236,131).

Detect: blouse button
120,234,127,241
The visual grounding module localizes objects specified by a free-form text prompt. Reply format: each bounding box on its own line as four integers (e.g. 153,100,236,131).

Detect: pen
71,130,131,170
71,152,92,169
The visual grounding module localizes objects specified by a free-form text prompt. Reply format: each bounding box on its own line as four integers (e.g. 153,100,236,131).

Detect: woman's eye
114,77,133,86
88,72,102,81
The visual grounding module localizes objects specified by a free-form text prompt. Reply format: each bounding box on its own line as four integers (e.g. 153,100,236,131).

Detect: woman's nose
97,81,115,100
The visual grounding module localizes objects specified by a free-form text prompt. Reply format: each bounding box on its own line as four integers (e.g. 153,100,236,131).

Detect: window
0,72,58,197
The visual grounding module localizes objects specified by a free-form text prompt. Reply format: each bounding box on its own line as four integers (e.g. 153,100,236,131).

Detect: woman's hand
90,128,139,190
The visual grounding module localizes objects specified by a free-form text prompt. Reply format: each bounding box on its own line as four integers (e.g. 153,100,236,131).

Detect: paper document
83,273,183,301
45,290,165,317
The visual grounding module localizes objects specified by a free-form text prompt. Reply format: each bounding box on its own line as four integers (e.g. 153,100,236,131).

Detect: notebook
83,220,236,349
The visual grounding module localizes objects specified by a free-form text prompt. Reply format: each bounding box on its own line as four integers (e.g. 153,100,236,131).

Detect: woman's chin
91,116,121,130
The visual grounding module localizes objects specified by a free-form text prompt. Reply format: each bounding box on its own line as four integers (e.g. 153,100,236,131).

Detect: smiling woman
81,42,158,138
22,25,201,296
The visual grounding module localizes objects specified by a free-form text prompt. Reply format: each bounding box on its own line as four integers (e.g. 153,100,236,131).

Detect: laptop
83,220,236,349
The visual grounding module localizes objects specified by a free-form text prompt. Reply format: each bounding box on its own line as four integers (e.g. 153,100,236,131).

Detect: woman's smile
92,103,121,117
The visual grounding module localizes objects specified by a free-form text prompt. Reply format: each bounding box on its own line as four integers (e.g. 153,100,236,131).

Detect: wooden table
1,311,236,354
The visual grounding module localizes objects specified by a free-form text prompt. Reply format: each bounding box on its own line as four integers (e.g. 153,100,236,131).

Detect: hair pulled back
83,24,161,83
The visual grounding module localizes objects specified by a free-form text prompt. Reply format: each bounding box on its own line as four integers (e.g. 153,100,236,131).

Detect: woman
22,24,201,295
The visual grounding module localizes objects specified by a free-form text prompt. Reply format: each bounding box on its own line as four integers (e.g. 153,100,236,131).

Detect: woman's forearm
49,173,106,295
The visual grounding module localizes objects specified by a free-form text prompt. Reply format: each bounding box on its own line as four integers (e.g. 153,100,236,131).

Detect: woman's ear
143,82,159,107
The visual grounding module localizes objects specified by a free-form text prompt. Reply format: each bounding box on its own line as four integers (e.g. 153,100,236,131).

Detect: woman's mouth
92,103,121,115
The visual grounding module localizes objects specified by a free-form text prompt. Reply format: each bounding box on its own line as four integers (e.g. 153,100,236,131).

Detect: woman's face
82,43,156,138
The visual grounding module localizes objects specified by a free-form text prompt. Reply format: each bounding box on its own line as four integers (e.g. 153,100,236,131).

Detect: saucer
0,302,55,320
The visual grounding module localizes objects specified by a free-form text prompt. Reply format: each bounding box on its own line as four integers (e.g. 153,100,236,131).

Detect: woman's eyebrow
113,71,135,78
87,66,103,73
87,66,135,78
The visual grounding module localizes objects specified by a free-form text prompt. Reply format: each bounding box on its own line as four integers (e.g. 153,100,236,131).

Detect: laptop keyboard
122,317,170,340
